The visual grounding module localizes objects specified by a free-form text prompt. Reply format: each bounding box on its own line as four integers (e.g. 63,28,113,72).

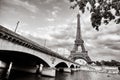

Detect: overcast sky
0,0,120,61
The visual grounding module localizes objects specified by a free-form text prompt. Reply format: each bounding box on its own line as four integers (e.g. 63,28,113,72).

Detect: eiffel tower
69,13,91,63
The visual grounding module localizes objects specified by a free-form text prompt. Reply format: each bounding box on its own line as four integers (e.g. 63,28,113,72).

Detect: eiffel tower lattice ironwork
69,13,91,63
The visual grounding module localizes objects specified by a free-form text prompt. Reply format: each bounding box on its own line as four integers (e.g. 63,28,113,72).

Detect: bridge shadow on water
4,70,41,80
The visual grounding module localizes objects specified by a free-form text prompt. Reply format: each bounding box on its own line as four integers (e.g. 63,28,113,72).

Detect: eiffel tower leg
72,44,78,52
74,45,78,51
81,44,86,52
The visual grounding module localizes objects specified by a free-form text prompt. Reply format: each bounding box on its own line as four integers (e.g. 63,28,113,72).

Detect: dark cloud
106,42,120,50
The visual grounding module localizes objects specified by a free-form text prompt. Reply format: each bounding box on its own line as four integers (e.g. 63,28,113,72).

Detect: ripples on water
3,71,120,80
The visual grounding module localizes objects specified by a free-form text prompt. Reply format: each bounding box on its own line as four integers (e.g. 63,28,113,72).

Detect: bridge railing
0,25,79,65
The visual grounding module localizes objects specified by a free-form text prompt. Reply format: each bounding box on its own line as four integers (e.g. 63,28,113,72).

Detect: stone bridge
0,25,80,77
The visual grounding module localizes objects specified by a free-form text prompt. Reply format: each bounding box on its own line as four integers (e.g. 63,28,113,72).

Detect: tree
95,61,102,66
69,0,120,31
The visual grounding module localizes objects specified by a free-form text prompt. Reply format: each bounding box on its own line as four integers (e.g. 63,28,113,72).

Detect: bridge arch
0,50,50,67
55,62,68,68
70,64,75,68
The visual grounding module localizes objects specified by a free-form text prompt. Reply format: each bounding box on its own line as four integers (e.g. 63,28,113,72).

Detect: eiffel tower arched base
69,51,91,64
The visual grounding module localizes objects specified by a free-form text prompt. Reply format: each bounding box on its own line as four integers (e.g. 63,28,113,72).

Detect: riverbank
79,65,119,74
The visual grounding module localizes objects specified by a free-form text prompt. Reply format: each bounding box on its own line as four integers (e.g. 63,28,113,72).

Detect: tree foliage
69,0,120,31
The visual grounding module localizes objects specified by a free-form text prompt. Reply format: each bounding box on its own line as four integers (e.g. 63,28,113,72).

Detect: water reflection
4,71,120,80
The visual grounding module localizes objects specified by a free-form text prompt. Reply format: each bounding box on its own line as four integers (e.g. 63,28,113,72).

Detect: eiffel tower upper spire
76,14,80,39
75,13,82,45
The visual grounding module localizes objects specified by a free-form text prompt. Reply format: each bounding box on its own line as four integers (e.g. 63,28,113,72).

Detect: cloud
52,7,60,17
4,0,39,13
46,18,55,22
48,40,72,49
108,43,120,50
85,26,120,61
62,0,69,3
51,10,58,17
44,0,54,3
46,6,61,18
53,6,61,11
50,24,75,39
31,15,36,19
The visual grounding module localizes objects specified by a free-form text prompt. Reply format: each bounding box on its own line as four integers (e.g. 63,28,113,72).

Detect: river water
7,71,120,80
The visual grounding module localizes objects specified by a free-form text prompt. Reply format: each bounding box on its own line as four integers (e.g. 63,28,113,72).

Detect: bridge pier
56,68,72,73
6,62,13,79
0,60,7,78
41,67,56,77
56,67,81,73
63,68,71,73
71,68,80,72
36,64,43,74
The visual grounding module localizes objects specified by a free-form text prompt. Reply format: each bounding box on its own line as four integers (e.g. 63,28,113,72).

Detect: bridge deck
0,25,78,64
